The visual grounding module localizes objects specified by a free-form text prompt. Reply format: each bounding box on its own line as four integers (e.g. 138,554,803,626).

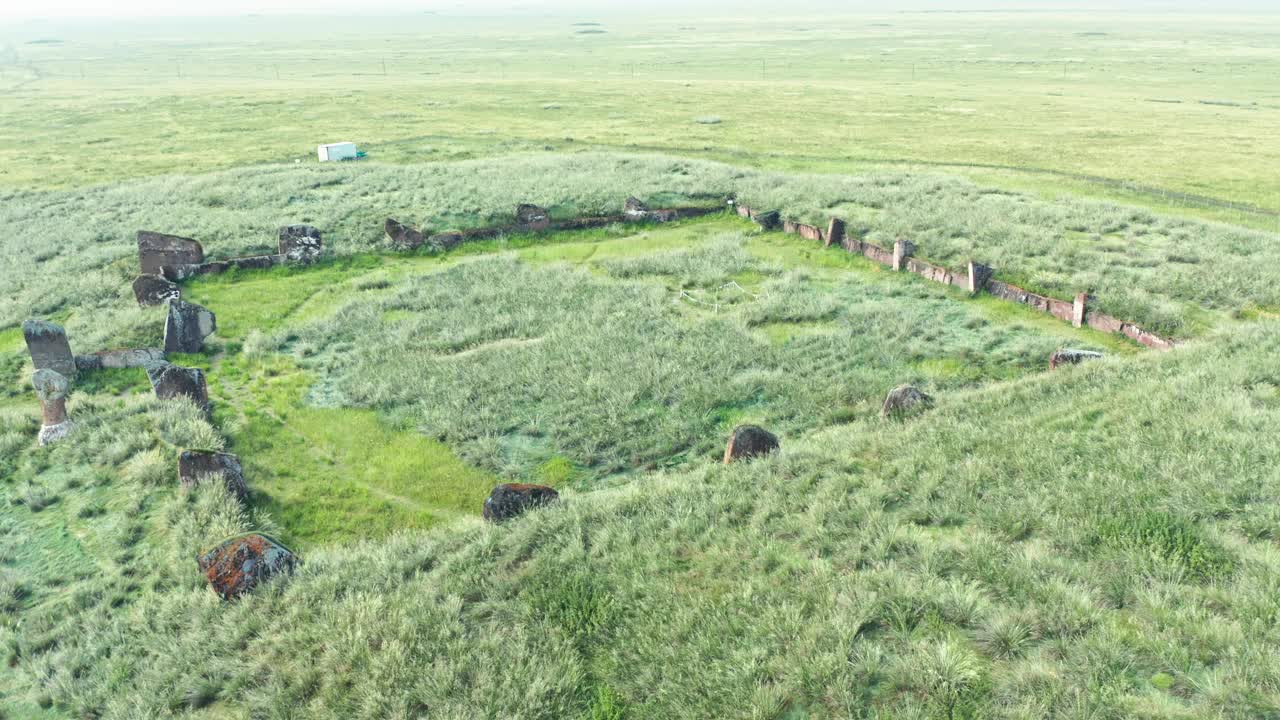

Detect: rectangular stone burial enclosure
735,203,1176,351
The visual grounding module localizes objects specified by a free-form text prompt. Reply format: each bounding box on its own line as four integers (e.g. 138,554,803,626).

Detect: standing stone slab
723,425,780,464
147,363,209,410
967,261,993,295
483,483,560,522
892,239,917,272
32,369,73,446
882,385,933,420
197,533,298,601
137,231,204,277
22,320,77,380
515,204,551,231
1072,293,1088,328
278,225,323,263
178,450,248,501
164,299,216,354
826,218,846,248
132,274,181,307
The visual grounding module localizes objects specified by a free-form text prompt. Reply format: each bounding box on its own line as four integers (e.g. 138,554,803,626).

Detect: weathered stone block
178,450,248,501
22,319,77,380
624,196,649,219
892,239,916,272
483,483,560,522
132,274,180,307
967,261,993,294
515,204,551,231
32,369,73,446
1049,348,1104,371
723,425,780,464
882,385,932,420
1072,293,1088,328
147,363,209,410
164,299,216,354
798,223,823,242
197,533,298,601
137,231,203,277
278,225,323,263
385,218,426,250
75,347,165,372
826,218,846,248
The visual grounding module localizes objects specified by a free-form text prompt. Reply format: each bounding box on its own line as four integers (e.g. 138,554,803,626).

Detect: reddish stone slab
197,533,298,601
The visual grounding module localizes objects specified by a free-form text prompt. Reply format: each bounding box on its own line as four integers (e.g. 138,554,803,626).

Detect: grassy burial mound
2,159,1280,717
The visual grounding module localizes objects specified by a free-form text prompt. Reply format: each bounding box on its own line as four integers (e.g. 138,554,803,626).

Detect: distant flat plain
1,11,1278,229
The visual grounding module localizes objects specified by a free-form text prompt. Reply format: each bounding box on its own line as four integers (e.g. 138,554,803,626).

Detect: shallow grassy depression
198,217,1126,500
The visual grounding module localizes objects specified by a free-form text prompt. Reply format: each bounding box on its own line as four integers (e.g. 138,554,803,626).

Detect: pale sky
1,0,1274,20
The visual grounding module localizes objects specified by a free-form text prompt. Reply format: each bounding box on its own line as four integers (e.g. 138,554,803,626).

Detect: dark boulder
137,230,204,278
278,225,323,263
197,533,298,601
624,196,649,219
881,385,933,420
385,218,426,250
179,449,248,501
483,483,560,522
147,363,209,410
1049,348,1104,371
163,299,217,354
515,204,551,231
22,319,77,380
132,274,180,307
723,425,780,463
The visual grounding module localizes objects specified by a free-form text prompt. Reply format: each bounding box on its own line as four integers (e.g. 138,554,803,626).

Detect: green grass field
3,7,1280,719
2,12,1279,226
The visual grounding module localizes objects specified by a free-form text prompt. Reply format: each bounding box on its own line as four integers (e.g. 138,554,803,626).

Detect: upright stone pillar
22,319,77,380
164,299,217,354
892,239,916,272
32,369,73,446
825,218,846,249
1072,293,1088,328
967,261,993,295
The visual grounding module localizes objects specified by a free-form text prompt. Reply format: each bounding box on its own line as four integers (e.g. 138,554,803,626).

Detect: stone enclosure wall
735,203,1176,351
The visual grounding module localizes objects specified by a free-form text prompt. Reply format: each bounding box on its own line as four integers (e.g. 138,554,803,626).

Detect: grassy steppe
1,13,1278,226
2,10,1280,716
3,312,1279,717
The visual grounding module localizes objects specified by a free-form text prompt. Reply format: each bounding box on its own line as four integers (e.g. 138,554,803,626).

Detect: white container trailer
317,142,358,162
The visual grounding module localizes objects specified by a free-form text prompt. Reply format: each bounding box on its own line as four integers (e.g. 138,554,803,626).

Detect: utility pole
381,58,387,76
